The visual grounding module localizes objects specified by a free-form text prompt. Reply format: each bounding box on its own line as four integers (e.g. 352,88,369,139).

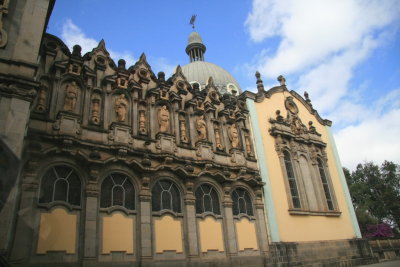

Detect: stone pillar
184,181,199,258
222,184,238,257
82,178,99,265
254,189,270,255
9,161,40,264
139,176,152,261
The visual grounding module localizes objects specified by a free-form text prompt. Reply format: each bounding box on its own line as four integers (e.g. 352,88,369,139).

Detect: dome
181,61,242,94
188,31,204,45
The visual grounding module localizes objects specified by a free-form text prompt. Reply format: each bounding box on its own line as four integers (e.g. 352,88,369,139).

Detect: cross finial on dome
190,15,196,30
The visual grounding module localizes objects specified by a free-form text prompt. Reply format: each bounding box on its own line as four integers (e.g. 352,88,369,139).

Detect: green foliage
344,161,400,236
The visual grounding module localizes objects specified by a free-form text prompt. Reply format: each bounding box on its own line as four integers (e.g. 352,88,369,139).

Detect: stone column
222,184,238,257
254,189,270,255
82,177,99,265
9,161,40,264
139,176,152,261
184,181,199,258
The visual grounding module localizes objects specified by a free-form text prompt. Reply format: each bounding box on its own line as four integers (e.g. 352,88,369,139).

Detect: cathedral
0,1,376,266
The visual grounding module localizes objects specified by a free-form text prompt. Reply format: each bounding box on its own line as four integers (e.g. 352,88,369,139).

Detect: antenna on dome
189,14,196,30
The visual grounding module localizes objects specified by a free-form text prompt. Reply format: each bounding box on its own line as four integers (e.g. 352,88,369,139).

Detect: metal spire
189,14,196,30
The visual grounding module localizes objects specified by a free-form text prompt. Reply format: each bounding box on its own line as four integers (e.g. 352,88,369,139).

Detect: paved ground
360,259,400,267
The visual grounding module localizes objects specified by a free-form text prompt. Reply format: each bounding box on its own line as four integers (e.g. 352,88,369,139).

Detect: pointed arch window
100,173,135,210
283,150,301,209
152,179,181,213
232,188,253,216
39,165,81,206
317,158,334,210
195,184,220,215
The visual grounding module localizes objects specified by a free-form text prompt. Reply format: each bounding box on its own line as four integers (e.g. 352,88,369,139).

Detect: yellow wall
235,218,258,251
102,212,134,254
37,208,76,254
154,215,183,253
198,216,224,252
255,91,355,242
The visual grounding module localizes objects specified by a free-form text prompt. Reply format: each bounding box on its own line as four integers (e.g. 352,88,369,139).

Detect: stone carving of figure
180,119,188,143
114,94,128,122
91,99,100,124
214,124,223,150
196,116,207,141
139,110,146,134
158,105,170,132
63,81,78,112
35,87,47,112
228,124,240,148
245,134,252,155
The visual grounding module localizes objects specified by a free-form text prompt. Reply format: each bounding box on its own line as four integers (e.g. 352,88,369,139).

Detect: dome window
227,83,237,95
190,81,201,91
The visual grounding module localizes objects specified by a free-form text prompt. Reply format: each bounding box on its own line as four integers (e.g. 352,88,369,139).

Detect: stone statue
114,94,128,122
196,116,207,141
214,124,223,150
179,119,188,143
91,99,100,124
158,105,170,132
245,134,252,155
35,87,47,112
228,124,240,148
63,81,78,112
139,110,146,134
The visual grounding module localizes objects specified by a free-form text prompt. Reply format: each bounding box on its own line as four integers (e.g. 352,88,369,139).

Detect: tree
344,161,400,237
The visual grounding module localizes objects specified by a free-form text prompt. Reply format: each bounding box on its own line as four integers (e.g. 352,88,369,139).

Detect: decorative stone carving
214,124,224,150
228,124,240,149
179,117,189,143
90,98,100,124
278,75,286,86
0,0,9,48
139,110,147,134
63,81,78,112
245,133,253,156
196,115,207,141
35,86,47,112
158,105,170,132
114,94,128,122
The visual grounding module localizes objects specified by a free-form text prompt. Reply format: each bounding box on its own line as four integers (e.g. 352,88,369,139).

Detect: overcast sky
48,0,400,170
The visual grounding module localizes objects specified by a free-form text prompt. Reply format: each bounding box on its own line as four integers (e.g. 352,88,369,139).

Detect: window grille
232,188,253,216
283,150,301,208
100,173,135,210
317,158,334,210
39,165,81,206
195,183,220,214
152,179,181,213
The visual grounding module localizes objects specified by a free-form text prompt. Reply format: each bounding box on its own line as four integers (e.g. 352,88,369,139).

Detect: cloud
245,0,399,77
334,90,400,170
61,19,136,66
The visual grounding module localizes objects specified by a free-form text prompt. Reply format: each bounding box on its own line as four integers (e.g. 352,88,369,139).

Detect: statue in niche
158,105,170,132
245,134,253,155
228,124,240,149
63,81,78,112
196,116,207,141
91,99,100,124
35,87,47,112
114,94,128,122
139,110,146,134
179,118,189,143
214,124,224,150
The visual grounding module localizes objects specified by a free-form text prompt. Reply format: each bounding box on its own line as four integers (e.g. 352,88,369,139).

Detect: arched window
100,173,135,210
317,158,334,210
232,188,253,216
152,179,181,213
283,150,301,208
195,183,220,215
39,165,81,206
